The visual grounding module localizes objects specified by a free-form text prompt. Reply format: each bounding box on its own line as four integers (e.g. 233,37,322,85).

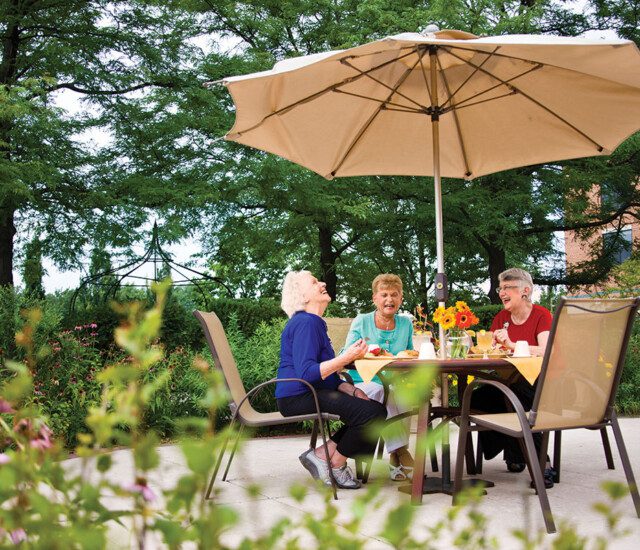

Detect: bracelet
352,387,358,397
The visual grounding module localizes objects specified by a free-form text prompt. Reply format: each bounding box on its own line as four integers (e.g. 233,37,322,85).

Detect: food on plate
396,349,419,358
364,345,394,359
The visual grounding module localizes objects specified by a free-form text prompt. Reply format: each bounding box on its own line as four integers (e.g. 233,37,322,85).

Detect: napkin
505,356,543,385
354,358,395,384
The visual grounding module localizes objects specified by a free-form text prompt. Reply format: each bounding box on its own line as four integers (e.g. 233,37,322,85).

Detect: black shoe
506,460,526,473
530,467,556,489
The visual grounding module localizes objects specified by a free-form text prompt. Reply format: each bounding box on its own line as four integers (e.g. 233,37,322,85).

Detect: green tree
0,0,207,287
22,235,45,299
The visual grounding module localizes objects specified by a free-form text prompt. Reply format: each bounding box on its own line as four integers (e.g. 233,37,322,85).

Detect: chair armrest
460,379,530,427
235,377,332,424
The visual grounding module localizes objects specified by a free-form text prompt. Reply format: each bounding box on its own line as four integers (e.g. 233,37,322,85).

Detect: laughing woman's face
373,285,402,317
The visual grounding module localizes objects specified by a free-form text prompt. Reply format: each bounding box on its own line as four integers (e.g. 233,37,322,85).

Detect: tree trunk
318,223,338,300
0,3,20,287
0,204,15,286
486,244,506,304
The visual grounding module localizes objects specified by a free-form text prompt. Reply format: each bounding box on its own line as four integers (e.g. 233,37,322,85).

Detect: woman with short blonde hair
343,273,415,481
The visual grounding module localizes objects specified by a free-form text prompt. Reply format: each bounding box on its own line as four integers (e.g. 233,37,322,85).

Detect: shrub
225,315,286,415
0,285,17,360
618,322,640,415
142,346,209,438
32,325,103,448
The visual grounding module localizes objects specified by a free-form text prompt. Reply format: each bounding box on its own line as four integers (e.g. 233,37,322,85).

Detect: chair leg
600,427,615,470
428,422,439,472
317,417,338,501
539,431,550,470
222,424,245,481
361,454,373,484
452,413,470,502
309,419,319,450
465,430,476,475
552,431,561,483
610,413,640,517
475,435,483,475
522,429,556,534
205,430,231,500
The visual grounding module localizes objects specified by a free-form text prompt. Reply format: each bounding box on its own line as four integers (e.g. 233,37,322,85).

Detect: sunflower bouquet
432,301,479,358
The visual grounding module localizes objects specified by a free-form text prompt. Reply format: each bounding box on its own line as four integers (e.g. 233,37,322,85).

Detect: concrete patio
65,417,640,549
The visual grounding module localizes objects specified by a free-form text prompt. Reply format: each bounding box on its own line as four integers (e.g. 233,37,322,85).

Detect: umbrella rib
417,48,432,103
446,64,542,110
440,46,499,110
329,59,420,177
227,48,421,138
341,54,429,111
436,52,472,177
333,88,424,113
444,47,605,151
443,90,518,113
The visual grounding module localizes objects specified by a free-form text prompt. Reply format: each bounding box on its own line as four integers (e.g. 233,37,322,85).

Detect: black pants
277,390,387,458
470,378,541,463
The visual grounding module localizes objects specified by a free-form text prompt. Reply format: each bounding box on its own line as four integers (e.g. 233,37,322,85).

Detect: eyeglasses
497,284,520,293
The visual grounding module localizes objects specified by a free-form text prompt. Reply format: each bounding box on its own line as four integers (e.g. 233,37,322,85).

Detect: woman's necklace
510,304,532,325
376,311,394,330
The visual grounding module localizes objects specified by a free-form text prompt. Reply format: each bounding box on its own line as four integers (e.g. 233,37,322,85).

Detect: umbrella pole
429,46,448,360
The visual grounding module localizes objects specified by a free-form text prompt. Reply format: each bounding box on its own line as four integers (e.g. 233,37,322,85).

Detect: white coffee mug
513,340,531,357
419,341,437,359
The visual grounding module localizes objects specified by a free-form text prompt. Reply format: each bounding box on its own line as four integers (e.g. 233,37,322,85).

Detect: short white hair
499,268,534,300
281,270,313,318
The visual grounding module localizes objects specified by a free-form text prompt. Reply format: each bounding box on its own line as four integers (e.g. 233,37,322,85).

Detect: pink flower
90,323,98,329
123,479,156,503
0,398,14,413
74,326,82,331
14,419,54,450
10,529,27,544
0,453,10,464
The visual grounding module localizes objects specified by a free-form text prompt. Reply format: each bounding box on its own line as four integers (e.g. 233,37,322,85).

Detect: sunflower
440,312,456,331
432,306,446,324
455,300,470,312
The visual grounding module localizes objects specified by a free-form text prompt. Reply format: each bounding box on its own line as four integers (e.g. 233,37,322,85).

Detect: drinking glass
476,331,494,359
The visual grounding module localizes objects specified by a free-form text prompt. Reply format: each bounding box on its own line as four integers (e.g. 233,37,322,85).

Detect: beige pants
355,381,410,454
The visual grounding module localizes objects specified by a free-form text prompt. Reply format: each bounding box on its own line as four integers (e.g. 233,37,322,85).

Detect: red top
490,304,553,346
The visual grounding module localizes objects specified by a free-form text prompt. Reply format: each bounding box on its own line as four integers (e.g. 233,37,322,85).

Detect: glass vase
446,329,471,359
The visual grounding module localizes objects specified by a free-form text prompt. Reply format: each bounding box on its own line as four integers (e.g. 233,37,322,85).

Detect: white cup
513,340,531,357
419,341,437,359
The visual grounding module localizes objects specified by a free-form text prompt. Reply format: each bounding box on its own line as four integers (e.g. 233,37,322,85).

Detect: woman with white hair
471,267,555,487
276,270,387,489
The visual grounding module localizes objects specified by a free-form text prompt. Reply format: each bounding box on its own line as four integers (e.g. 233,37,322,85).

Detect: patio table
354,356,543,504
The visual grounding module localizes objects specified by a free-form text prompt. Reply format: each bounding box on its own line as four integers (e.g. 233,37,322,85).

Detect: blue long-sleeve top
275,311,341,398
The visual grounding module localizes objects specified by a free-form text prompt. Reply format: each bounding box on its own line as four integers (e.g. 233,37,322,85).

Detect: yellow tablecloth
354,358,394,383
505,356,543,385
354,356,543,385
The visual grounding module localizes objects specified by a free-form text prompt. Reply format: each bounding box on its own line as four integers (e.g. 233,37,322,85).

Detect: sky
21,1,620,293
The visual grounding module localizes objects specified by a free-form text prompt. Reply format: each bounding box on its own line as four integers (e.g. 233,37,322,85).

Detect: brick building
565,185,638,295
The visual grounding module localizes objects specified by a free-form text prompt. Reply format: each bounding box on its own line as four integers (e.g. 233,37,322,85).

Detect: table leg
409,400,429,504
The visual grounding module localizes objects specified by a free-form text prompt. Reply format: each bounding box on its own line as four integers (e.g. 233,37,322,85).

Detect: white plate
511,354,531,358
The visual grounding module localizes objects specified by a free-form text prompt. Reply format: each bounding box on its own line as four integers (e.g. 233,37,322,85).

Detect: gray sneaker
327,464,362,489
299,448,329,482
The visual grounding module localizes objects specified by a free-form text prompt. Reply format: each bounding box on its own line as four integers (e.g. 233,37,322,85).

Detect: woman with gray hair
471,267,555,486
276,270,387,489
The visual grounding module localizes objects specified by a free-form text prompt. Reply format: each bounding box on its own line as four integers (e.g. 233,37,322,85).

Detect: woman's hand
338,382,370,400
352,387,370,400
493,328,514,350
342,339,368,363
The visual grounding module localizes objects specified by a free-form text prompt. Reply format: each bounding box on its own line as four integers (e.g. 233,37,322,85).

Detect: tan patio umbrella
219,28,640,351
